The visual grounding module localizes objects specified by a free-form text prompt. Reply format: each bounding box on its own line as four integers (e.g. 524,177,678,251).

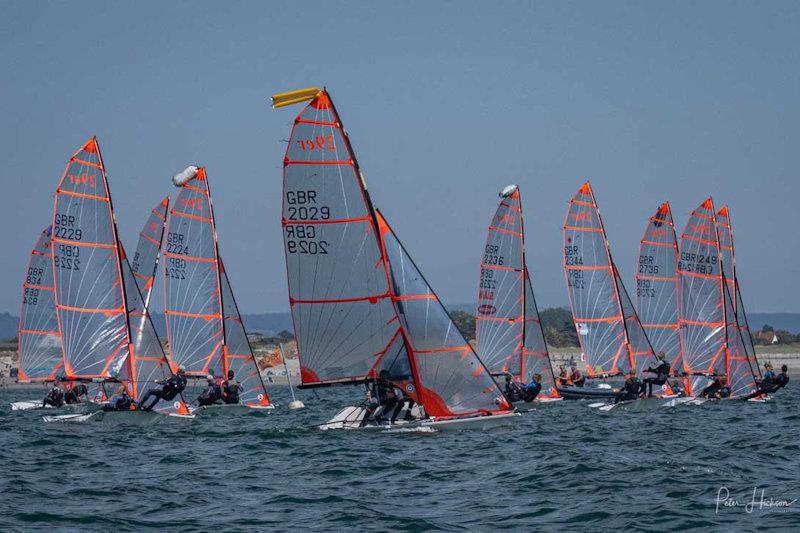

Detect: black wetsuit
138,373,187,411
43,387,65,408
102,392,133,411
700,380,722,398
718,386,731,399
222,379,241,404
197,383,222,406
523,380,542,402
504,381,523,402
772,372,789,391
643,361,671,397
614,377,642,404
374,378,399,423
64,384,88,404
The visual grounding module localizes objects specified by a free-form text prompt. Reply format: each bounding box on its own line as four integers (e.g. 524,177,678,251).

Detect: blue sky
1,1,798,313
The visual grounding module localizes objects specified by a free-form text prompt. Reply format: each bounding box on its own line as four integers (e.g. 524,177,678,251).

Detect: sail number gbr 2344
285,190,329,254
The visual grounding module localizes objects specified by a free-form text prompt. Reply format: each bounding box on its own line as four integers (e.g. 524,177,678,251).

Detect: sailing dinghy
46,137,192,422
677,198,757,400
715,206,761,382
273,87,516,430
163,166,271,412
562,182,665,401
475,185,560,406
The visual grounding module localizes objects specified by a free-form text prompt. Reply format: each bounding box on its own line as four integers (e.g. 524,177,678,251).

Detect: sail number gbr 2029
285,190,329,254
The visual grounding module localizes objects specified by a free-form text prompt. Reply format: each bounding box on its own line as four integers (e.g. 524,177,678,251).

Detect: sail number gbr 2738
285,190,329,255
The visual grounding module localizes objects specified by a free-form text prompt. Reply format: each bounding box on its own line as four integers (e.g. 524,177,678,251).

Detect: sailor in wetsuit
523,374,543,402
773,365,789,391
373,370,400,424
504,374,523,402
138,366,188,411
642,352,671,397
569,364,585,388
197,375,222,406
700,376,731,399
43,383,65,408
222,370,242,404
64,383,88,404
103,385,134,411
614,371,642,404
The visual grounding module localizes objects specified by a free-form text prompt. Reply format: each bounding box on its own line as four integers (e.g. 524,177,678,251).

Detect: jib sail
635,203,681,374
131,197,169,307
17,226,63,381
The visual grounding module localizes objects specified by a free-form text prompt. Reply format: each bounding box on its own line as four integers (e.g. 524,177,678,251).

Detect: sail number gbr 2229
285,190,329,254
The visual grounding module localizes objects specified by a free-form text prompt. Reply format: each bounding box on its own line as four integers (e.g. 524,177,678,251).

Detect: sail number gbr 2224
285,190,329,254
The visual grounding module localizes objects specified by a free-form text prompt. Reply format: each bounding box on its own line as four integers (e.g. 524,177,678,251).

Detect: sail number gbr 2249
285,190,329,254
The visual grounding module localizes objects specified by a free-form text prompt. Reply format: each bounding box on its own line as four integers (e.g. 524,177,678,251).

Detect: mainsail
51,137,186,412
716,206,760,378
635,203,682,373
17,226,63,381
275,88,510,417
475,185,556,393
131,196,169,307
164,166,270,407
563,182,657,378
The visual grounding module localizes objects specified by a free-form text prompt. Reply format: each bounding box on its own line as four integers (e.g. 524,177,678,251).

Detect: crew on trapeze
642,352,671,397
64,383,88,405
222,370,242,404
744,362,790,399
699,376,731,399
137,366,188,411
614,370,642,404
197,375,222,406
102,385,134,411
43,381,65,408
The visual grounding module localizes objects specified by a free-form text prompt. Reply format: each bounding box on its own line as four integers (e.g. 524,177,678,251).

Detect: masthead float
272,87,517,430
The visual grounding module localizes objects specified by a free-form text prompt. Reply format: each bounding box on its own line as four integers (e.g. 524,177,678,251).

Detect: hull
42,410,195,424
191,403,275,415
557,385,617,399
594,395,679,412
12,400,96,412
320,405,519,431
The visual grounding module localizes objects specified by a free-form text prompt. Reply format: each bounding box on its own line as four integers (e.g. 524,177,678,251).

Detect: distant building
755,330,779,344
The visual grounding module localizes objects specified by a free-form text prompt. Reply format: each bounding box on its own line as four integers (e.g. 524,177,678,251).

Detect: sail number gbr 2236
285,190,329,254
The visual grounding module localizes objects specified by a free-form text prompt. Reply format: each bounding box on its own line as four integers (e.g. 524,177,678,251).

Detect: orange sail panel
131,196,169,307
562,182,651,377
635,203,682,373
378,210,510,417
280,91,398,386
163,168,225,377
51,138,130,379
17,226,63,381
